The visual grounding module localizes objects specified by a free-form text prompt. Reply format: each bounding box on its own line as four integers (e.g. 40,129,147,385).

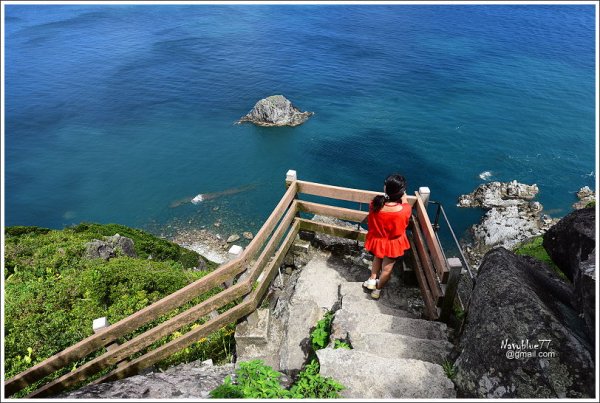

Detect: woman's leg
376,256,397,289
369,256,382,280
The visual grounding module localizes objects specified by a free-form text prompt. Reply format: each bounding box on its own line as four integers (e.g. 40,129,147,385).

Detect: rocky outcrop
572,186,595,210
57,360,234,399
543,207,596,341
84,234,137,260
237,95,313,127
453,248,594,398
457,180,539,208
458,181,557,267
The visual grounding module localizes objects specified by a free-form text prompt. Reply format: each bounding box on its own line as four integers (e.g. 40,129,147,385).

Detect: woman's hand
401,194,409,204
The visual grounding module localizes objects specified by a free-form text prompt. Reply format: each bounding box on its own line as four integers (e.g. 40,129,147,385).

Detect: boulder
542,207,595,282
226,234,240,243
242,232,254,240
543,207,596,341
237,95,313,127
84,234,137,260
453,248,594,398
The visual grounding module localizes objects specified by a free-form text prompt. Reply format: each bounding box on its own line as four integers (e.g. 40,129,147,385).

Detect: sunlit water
5,4,597,248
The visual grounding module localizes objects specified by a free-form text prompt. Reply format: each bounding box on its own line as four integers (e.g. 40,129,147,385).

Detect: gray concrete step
331,308,449,342
341,294,417,319
349,331,453,365
340,282,422,318
317,348,456,399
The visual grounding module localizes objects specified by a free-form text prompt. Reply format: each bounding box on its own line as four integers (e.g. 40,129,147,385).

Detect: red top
365,202,412,259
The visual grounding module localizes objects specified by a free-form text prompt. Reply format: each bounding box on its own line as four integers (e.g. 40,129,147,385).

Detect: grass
512,236,568,281
4,223,225,397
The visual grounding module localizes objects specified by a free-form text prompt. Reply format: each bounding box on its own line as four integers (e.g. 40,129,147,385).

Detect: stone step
349,331,453,365
341,294,417,319
234,308,284,371
317,348,456,399
339,282,420,317
331,308,448,342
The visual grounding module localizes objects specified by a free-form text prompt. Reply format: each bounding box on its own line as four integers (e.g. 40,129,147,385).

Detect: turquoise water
4,4,597,243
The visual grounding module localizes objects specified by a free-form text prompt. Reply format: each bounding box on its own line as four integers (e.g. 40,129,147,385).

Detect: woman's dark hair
371,174,407,212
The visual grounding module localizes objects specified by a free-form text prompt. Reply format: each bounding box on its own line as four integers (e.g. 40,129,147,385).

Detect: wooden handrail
7,181,300,398
296,200,368,223
413,192,449,282
93,220,301,386
26,280,253,397
4,257,246,396
7,173,456,398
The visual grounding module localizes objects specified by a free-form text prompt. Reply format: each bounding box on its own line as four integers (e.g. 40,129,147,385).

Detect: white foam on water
191,194,204,204
479,171,493,180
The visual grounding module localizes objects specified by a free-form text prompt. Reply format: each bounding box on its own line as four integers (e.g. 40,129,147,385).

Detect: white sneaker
363,278,378,290
371,288,382,300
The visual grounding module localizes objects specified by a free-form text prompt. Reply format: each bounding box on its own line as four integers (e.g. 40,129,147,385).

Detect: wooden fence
4,170,462,398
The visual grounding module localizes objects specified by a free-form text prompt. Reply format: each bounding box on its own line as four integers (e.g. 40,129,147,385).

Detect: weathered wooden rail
4,170,463,398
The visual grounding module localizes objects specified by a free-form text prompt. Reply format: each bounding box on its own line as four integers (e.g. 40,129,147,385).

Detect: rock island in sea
237,95,313,127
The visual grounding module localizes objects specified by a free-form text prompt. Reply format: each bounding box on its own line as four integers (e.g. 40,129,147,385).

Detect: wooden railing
4,171,462,398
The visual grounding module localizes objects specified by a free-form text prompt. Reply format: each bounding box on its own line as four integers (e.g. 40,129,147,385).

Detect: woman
363,174,412,299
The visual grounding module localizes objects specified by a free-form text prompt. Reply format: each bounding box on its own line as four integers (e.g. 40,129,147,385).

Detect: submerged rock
237,95,313,127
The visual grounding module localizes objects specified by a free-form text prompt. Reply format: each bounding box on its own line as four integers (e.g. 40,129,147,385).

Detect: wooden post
418,187,431,208
439,257,462,322
285,169,297,188
93,318,126,368
223,245,244,288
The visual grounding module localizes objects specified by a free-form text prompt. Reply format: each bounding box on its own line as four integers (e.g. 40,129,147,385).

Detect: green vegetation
333,340,352,350
442,359,456,380
4,223,223,396
453,305,466,321
512,236,568,281
209,359,344,399
585,200,595,208
310,312,334,350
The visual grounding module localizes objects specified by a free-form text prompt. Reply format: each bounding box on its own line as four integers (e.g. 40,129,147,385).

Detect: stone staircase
319,282,456,398
235,249,457,399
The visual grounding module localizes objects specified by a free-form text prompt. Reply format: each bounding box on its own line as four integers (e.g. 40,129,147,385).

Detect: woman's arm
401,194,409,204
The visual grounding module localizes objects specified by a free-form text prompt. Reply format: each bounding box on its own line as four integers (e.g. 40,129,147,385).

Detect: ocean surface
4,4,597,250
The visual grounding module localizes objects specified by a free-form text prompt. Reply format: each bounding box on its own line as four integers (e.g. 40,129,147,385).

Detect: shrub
4,223,221,389
209,359,344,399
288,359,344,398
442,359,456,380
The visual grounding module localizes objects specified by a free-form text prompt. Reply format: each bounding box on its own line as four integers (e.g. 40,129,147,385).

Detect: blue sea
4,4,597,248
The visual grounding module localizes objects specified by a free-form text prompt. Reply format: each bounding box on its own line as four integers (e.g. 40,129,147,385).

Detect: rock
572,186,595,210
226,234,240,243
543,207,595,282
237,95,313,127
57,360,235,399
310,215,364,256
84,234,137,260
458,181,556,268
213,222,221,228
542,207,596,341
453,248,594,398
317,348,456,398
242,232,254,240
457,181,539,208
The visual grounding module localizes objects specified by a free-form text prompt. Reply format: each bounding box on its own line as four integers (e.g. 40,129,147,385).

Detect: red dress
365,202,412,259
